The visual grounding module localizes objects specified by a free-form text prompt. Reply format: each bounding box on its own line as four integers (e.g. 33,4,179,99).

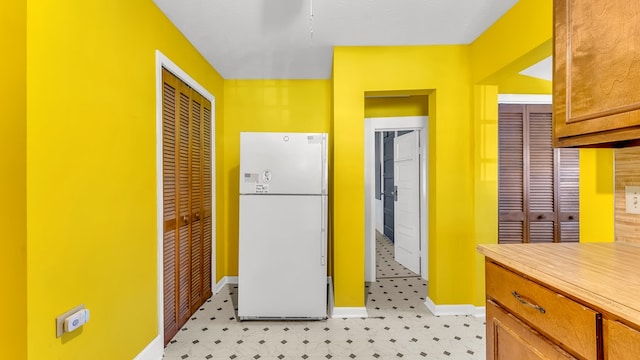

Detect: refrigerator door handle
321,134,328,195
321,196,327,265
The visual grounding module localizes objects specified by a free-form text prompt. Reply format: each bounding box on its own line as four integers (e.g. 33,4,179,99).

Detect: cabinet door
487,300,576,360
554,0,640,147
604,318,640,359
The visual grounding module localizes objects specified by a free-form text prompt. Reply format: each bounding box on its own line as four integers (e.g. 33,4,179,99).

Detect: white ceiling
519,56,553,81
154,0,520,79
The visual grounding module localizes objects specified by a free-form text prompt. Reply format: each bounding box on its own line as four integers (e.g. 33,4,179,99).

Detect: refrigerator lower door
238,195,327,319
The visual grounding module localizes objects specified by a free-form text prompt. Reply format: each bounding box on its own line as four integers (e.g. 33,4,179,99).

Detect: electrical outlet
625,186,640,215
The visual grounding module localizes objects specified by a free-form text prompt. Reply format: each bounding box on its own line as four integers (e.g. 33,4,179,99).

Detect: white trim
498,94,552,104
364,117,428,282
331,307,369,319
424,297,486,317
133,335,163,360
214,276,239,293
155,50,217,354
474,309,486,319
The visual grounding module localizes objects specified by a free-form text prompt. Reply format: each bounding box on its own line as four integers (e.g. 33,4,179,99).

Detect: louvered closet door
188,90,214,312
201,97,213,300
527,106,555,243
498,105,526,244
498,104,579,244
162,68,213,346
162,74,179,341
177,79,191,328
557,148,579,242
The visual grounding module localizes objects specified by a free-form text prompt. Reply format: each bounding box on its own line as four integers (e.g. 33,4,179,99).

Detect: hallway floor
163,233,486,359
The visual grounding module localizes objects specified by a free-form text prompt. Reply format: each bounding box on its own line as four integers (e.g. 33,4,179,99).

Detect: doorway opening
364,116,428,286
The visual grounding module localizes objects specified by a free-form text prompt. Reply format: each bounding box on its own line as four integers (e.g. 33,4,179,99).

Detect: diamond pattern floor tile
164,232,485,359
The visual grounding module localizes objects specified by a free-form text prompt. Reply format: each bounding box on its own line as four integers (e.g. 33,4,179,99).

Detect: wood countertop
478,242,640,326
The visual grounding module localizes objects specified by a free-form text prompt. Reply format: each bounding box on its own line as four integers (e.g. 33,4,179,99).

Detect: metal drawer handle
511,291,546,314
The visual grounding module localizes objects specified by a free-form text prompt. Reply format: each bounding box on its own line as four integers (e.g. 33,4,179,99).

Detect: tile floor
164,233,486,359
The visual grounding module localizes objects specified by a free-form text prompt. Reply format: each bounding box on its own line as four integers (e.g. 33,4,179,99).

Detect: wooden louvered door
557,148,579,242
498,106,525,243
527,108,555,243
498,104,579,244
162,68,213,345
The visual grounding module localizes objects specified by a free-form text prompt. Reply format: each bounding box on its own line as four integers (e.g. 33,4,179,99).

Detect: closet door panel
202,104,213,298
498,105,526,243
189,94,203,310
558,149,580,243
162,76,178,342
177,83,192,324
527,108,556,243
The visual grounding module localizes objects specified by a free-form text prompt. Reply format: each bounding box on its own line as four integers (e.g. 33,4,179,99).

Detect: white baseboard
331,307,369,318
424,297,486,317
214,276,238,293
134,335,163,360
327,277,368,318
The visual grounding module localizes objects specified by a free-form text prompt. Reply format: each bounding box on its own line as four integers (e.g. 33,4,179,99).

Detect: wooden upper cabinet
554,0,640,147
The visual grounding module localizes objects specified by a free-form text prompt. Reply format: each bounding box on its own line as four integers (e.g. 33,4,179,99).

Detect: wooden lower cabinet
480,244,640,360
604,318,640,360
485,260,600,359
487,300,575,359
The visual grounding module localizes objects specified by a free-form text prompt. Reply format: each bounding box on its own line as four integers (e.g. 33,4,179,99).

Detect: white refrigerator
238,132,328,320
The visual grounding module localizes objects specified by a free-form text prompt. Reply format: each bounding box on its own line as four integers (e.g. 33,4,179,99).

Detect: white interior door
393,131,421,274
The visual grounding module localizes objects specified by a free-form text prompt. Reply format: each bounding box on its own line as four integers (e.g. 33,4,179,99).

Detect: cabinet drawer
486,261,599,360
487,300,576,360
604,318,640,360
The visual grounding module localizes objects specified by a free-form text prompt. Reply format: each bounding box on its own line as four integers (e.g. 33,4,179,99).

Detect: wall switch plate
56,304,85,338
625,186,640,215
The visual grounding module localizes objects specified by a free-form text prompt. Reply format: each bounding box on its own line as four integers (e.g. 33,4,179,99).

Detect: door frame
154,50,216,350
364,116,428,282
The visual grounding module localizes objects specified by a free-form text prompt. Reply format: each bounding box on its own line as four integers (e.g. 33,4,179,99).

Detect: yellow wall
328,0,613,310
26,0,223,358
364,95,429,118
473,85,499,305
580,149,615,242
470,0,615,306
333,45,476,306
1,0,27,358
498,74,552,95
471,0,553,84
222,80,332,276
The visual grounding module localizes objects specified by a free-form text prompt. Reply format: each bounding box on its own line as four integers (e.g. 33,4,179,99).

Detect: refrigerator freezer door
238,195,328,319
240,132,327,195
